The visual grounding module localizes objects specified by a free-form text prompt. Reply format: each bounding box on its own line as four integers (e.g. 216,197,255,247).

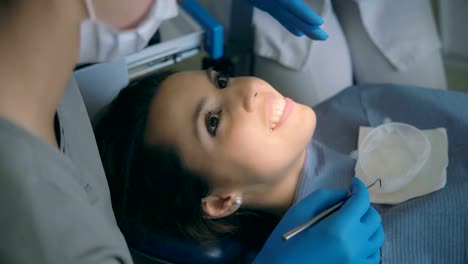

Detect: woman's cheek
222,126,264,156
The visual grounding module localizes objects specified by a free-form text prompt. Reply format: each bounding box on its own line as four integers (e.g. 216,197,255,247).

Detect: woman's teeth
270,99,286,130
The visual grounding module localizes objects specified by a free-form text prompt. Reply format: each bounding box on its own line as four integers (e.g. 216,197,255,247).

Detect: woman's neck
244,148,308,217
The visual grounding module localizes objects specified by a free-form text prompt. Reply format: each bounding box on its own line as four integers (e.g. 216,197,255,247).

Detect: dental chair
74,1,259,263
125,228,247,264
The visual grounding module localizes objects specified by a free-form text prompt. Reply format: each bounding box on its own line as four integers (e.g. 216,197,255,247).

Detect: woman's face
145,70,316,190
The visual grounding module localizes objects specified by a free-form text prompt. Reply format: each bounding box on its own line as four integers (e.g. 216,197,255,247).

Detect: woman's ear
201,195,242,219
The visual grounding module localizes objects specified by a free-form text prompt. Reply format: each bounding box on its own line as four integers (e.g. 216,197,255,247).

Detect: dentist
0,1,382,263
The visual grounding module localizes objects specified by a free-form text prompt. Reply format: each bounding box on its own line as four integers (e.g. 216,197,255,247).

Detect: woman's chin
297,104,317,139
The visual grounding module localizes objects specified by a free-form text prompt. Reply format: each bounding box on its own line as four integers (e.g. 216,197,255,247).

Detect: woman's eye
205,111,222,136
216,73,229,89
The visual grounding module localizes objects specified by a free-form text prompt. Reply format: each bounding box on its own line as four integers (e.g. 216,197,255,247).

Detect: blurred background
432,0,468,92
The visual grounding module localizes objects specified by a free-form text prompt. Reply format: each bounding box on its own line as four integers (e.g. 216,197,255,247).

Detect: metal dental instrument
282,178,382,241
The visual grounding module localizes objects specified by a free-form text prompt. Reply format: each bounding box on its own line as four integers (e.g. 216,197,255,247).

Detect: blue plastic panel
180,0,224,59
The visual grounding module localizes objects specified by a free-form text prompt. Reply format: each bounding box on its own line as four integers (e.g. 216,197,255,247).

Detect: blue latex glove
253,178,384,264
247,0,328,40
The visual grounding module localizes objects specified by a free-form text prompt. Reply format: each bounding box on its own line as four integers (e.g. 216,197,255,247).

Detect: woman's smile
266,94,296,131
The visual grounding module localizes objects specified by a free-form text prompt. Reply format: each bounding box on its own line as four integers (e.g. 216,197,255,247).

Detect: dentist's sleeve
0,78,134,264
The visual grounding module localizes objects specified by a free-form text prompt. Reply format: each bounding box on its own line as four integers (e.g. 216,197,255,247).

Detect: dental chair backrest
121,211,276,264
124,228,246,264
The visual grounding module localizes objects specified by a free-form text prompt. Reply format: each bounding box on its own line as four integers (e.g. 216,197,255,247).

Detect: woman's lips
267,95,295,131
275,98,295,130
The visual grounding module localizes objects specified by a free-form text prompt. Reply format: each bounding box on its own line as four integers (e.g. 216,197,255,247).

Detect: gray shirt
0,77,133,263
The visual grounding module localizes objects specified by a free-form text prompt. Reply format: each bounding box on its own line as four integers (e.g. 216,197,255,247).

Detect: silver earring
232,197,242,206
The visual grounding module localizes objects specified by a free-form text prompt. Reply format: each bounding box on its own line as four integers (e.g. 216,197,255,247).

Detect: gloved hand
252,178,384,264
247,0,328,40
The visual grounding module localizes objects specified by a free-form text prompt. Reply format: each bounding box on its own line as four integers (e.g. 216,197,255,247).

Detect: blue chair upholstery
126,231,247,264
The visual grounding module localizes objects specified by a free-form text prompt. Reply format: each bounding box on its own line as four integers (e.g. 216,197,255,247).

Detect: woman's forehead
161,71,209,93
156,71,211,112
144,71,208,144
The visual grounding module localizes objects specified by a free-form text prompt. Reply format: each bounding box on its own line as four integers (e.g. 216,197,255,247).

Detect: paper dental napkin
355,126,448,204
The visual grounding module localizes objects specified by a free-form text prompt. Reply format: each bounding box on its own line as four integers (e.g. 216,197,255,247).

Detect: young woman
94,69,321,244
95,69,467,263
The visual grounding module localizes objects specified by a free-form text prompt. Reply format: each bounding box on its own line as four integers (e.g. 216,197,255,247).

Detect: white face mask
79,0,178,63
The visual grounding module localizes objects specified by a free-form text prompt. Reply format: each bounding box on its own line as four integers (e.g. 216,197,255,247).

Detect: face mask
79,0,178,63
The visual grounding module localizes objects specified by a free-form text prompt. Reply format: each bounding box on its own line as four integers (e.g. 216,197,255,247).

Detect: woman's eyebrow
193,97,207,142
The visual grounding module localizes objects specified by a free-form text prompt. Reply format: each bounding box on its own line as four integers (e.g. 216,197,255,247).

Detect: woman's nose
224,77,260,112
234,77,259,112
243,86,258,112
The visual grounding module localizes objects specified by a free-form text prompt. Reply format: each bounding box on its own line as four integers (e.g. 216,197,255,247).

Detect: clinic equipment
282,178,382,241
126,0,223,80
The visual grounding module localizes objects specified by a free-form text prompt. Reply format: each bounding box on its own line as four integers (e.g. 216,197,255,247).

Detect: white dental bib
354,122,448,204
